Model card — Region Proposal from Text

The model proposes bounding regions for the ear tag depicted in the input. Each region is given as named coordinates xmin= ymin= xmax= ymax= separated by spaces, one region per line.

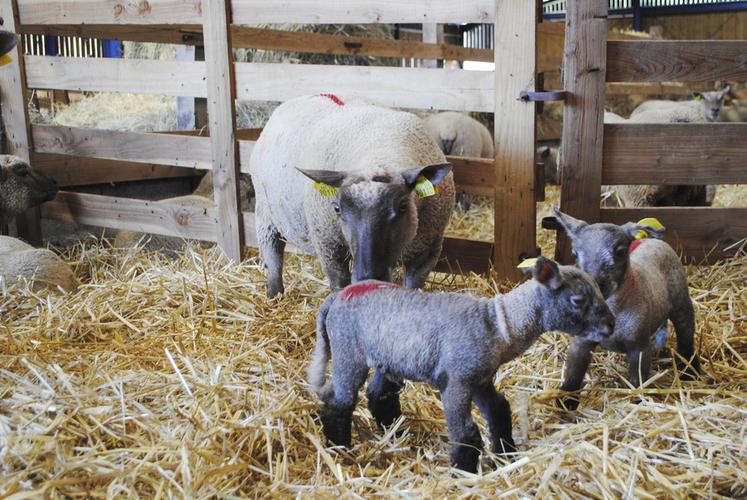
xmin=414 ymin=175 xmax=436 ymax=199
xmin=695 ymin=94 xmax=702 ymax=102
xmin=517 ymin=258 xmax=538 ymax=269
xmin=313 ymin=182 xmax=339 ymax=197
xmin=635 ymin=217 xmax=665 ymax=240
xmin=0 ymin=54 xmax=12 ymax=67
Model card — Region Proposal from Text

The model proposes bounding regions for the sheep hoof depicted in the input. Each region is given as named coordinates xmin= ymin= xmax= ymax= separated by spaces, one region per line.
xmin=451 ymin=445 xmax=480 ymax=474
xmin=368 ymin=391 xmax=402 ymax=429
xmin=557 ymin=395 xmax=580 ymax=411
xmin=494 ymin=437 xmax=517 ymax=458
xmin=677 ymin=354 xmax=701 ymax=381
xmin=320 ymin=404 xmax=353 ymax=448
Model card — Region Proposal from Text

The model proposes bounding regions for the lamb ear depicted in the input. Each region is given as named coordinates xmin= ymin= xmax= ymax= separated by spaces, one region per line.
xmin=532 ymin=256 xmax=562 ymax=290
xmin=296 ymin=168 xmax=347 ymax=188
xmin=552 ymin=206 xmax=587 ymax=237
xmin=719 ymin=85 xmax=731 ymax=98
xmin=621 ymin=222 xmax=665 ymax=240
xmin=692 ymin=91 xmax=704 ymax=100
xmin=402 ymin=163 xmax=452 ymax=189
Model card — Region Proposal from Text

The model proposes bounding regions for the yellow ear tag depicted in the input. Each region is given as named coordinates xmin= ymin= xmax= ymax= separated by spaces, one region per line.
xmin=0 ymin=54 xmax=12 ymax=67
xmin=414 ymin=175 xmax=436 ymax=199
xmin=312 ymin=182 xmax=338 ymax=197
xmin=695 ymin=94 xmax=702 ymax=102
xmin=635 ymin=217 xmax=665 ymax=240
xmin=517 ymin=258 xmax=538 ymax=269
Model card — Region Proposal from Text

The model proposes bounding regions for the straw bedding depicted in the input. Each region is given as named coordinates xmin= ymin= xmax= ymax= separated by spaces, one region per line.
xmin=1 ymin=188 xmax=746 ymax=497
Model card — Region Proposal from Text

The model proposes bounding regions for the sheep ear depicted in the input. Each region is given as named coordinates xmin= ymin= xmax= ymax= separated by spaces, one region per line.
xmin=552 ymin=206 xmax=587 ymax=237
xmin=622 ymin=221 xmax=665 ymax=240
xmin=719 ymin=85 xmax=731 ymax=98
xmin=402 ymin=163 xmax=452 ymax=189
xmin=539 ymin=147 xmax=550 ymax=159
xmin=692 ymin=91 xmax=704 ymax=100
xmin=532 ymin=256 xmax=562 ymax=290
xmin=296 ymin=168 xmax=347 ymax=188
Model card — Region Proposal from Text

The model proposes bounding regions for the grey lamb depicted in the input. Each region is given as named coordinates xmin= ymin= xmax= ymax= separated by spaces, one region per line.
xmin=0 ymin=155 xmax=58 ymax=224
xmin=307 ymin=257 xmax=615 ymax=473
xmin=553 ymin=208 xmax=700 ymax=410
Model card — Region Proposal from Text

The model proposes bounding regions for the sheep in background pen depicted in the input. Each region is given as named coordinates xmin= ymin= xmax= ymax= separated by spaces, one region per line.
xmin=0 ymin=155 xmax=58 ymax=226
xmin=629 ymin=86 xmax=730 ymax=123
xmin=193 ymin=171 xmax=255 ymax=212
xmin=0 ymin=235 xmax=77 ymax=292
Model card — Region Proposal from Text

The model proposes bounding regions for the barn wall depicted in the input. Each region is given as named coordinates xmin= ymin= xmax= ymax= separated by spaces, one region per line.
xmin=609 ymin=11 xmax=747 ymax=40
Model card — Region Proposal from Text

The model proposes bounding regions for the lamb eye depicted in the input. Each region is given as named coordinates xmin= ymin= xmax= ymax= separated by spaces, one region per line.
xmin=570 ymin=295 xmax=586 ymax=309
xmin=398 ymin=202 xmax=408 ymax=214
xmin=332 ymin=203 xmax=341 ymax=214
xmin=15 ymin=168 xmax=28 ymax=177
xmin=614 ymin=246 xmax=627 ymax=259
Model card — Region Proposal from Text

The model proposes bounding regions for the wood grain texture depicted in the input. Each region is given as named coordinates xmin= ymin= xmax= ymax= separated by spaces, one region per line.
xmin=448 ymin=156 xmax=495 ymax=197
xmin=492 ymin=0 xmax=537 ymax=281
xmin=203 ymin=0 xmax=243 ymax=262
xmin=603 ymin=123 xmax=747 ymax=185
xmin=556 ymin=0 xmax=608 ymax=264
xmin=24 ymin=56 xmax=207 ymax=97
xmin=231 ymin=0 xmax=494 ymax=24
xmin=234 ymin=62 xmax=493 ymax=112
xmin=434 ymin=237 xmax=493 ymax=275
xmin=607 ymin=40 xmax=747 ymax=83
xmin=17 ymin=0 xmax=202 ymax=24
xmin=31 ymin=153 xmax=201 ymax=187
xmin=600 ymin=207 xmax=747 ymax=262
xmin=21 ymin=23 xmax=203 ymax=45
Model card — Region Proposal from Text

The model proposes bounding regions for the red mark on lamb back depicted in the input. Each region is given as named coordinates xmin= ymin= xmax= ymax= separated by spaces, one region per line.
xmin=318 ymin=93 xmax=345 ymax=106
xmin=629 ymin=239 xmax=644 ymax=254
xmin=339 ymin=282 xmax=402 ymax=301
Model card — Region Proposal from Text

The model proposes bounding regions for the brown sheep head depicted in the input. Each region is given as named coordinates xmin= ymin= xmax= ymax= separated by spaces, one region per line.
xmin=0 ymin=156 xmax=58 ymax=224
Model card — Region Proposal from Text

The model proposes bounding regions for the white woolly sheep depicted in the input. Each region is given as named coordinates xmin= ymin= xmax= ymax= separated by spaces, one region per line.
xmin=308 ymin=257 xmax=615 ymax=472
xmin=629 ymin=86 xmax=730 ymax=123
xmin=553 ymin=209 xmax=700 ymax=410
xmin=0 ymin=235 xmax=77 ymax=292
xmin=0 ymin=155 xmax=58 ymax=225
xmin=250 ymin=94 xmax=455 ymax=298
xmin=193 ymin=171 xmax=255 ymax=212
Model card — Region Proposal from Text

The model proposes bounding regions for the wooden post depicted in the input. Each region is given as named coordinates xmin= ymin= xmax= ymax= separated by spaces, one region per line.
xmin=493 ymin=0 xmax=538 ymax=281
xmin=203 ymin=0 xmax=242 ymax=262
xmin=555 ymin=0 xmax=608 ymax=263
xmin=176 ymin=45 xmax=197 ymax=130
xmin=0 ymin=0 xmax=42 ymax=244
xmin=421 ymin=23 xmax=443 ymax=68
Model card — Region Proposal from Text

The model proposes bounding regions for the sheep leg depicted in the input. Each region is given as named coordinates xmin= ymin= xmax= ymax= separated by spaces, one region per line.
xmin=670 ymin=297 xmax=700 ymax=380
xmin=441 ymin=383 xmax=482 ymax=473
xmin=319 ymin=361 xmax=368 ymax=448
xmin=256 ymin=204 xmax=286 ymax=298
xmin=366 ymin=369 xmax=404 ymax=429
xmin=404 ymin=236 xmax=443 ymax=289
xmin=626 ymin=346 xmax=652 ymax=388
xmin=473 ymin=384 xmax=515 ymax=459
xmin=558 ymin=338 xmax=597 ymax=410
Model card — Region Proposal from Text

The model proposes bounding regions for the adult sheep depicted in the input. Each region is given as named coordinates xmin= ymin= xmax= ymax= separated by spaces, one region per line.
xmin=250 ymin=94 xmax=455 ymax=298
xmin=629 ymin=86 xmax=730 ymax=123
xmin=0 ymin=155 xmax=58 ymax=225
xmin=0 ymin=235 xmax=77 ymax=292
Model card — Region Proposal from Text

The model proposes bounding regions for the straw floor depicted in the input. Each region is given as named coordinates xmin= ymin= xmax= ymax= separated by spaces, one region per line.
xmin=1 ymin=188 xmax=746 ymax=497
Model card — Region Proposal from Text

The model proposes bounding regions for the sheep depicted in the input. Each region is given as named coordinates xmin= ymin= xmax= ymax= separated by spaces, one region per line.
xmin=250 ymin=94 xmax=455 ymax=298
xmin=552 ymin=209 xmax=700 ymax=410
xmin=629 ymin=86 xmax=730 ymax=123
xmin=193 ymin=171 xmax=255 ymax=212
xmin=537 ymin=146 xmax=560 ymax=185
xmin=603 ymin=111 xmax=627 ymax=123
xmin=307 ymin=257 xmax=615 ymax=472
xmin=423 ymin=112 xmax=494 ymax=211
xmin=717 ymin=100 xmax=747 ymax=122
xmin=0 ymin=155 xmax=58 ymax=225
xmin=0 ymin=235 xmax=77 ymax=292
xmin=113 ymin=194 xmax=214 ymax=256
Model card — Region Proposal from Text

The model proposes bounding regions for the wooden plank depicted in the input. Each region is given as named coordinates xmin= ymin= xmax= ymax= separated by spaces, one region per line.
xmin=40 ymin=191 xmax=218 ymax=240
xmin=435 ymin=237 xmax=494 ymax=275
xmin=235 ymin=62 xmax=493 ymax=113
xmin=448 ymin=156 xmax=494 ymax=197
xmin=203 ymin=0 xmax=242 ymax=262
xmin=556 ymin=0 xmax=608 ymax=264
xmin=492 ymin=0 xmax=537 ymax=281
xmin=157 ymin=128 xmax=262 ymax=141
xmin=603 ymin=123 xmax=747 ymax=185
xmin=31 ymin=152 xmax=201 ymax=187
xmin=231 ymin=0 xmax=495 ymax=24
xmin=0 ymin=0 xmax=41 ymax=243
xmin=21 ymin=24 xmax=203 ymax=45
xmin=24 ymin=56 xmax=207 ymax=97
xmin=17 ymin=0 xmax=202 ymax=24
xmin=607 ymin=41 xmax=747 ymax=83
xmin=600 ymin=207 xmax=747 ymax=262
xmin=606 ymin=82 xmax=708 ymax=96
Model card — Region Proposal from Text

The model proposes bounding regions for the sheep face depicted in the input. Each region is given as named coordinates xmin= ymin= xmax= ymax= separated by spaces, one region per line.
xmin=299 ymin=163 xmax=452 ymax=283
xmin=530 ymin=257 xmax=615 ymax=343
xmin=553 ymin=208 xmax=664 ymax=298
xmin=693 ymin=86 xmax=730 ymax=122
xmin=0 ymin=158 xmax=58 ymax=221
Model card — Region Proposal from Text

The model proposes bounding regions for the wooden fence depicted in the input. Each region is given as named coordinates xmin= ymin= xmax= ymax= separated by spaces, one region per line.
xmin=0 ymin=0 xmax=542 ymax=281
xmin=557 ymin=0 xmax=747 ymax=262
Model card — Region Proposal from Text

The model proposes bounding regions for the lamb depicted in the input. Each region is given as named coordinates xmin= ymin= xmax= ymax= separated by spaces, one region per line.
xmin=537 ymin=146 xmax=560 ymax=184
xmin=113 ymin=194 xmax=214 ymax=256
xmin=250 ymin=94 xmax=455 ymax=298
xmin=553 ymin=209 xmax=700 ymax=410
xmin=717 ymin=100 xmax=747 ymax=122
xmin=629 ymin=86 xmax=730 ymax=123
xmin=0 ymin=235 xmax=77 ymax=292
xmin=423 ymin=112 xmax=494 ymax=210
xmin=0 ymin=155 xmax=58 ymax=224
xmin=307 ymin=257 xmax=615 ymax=472
xmin=193 ymin=171 xmax=255 ymax=212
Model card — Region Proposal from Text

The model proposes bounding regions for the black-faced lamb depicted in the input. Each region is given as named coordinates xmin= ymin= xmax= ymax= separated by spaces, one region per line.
xmin=553 ymin=209 xmax=700 ymax=410
xmin=0 ymin=235 xmax=77 ymax=292
xmin=0 ymin=155 xmax=58 ymax=225
xmin=307 ymin=257 xmax=615 ymax=472
xmin=250 ymin=94 xmax=455 ymax=298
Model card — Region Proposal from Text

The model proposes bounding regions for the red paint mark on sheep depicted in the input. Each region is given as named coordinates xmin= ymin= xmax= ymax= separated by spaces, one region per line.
xmin=319 ymin=93 xmax=345 ymax=106
xmin=339 ymin=282 xmax=401 ymax=301
xmin=629 ymin=239 xmax=644 ymax=254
